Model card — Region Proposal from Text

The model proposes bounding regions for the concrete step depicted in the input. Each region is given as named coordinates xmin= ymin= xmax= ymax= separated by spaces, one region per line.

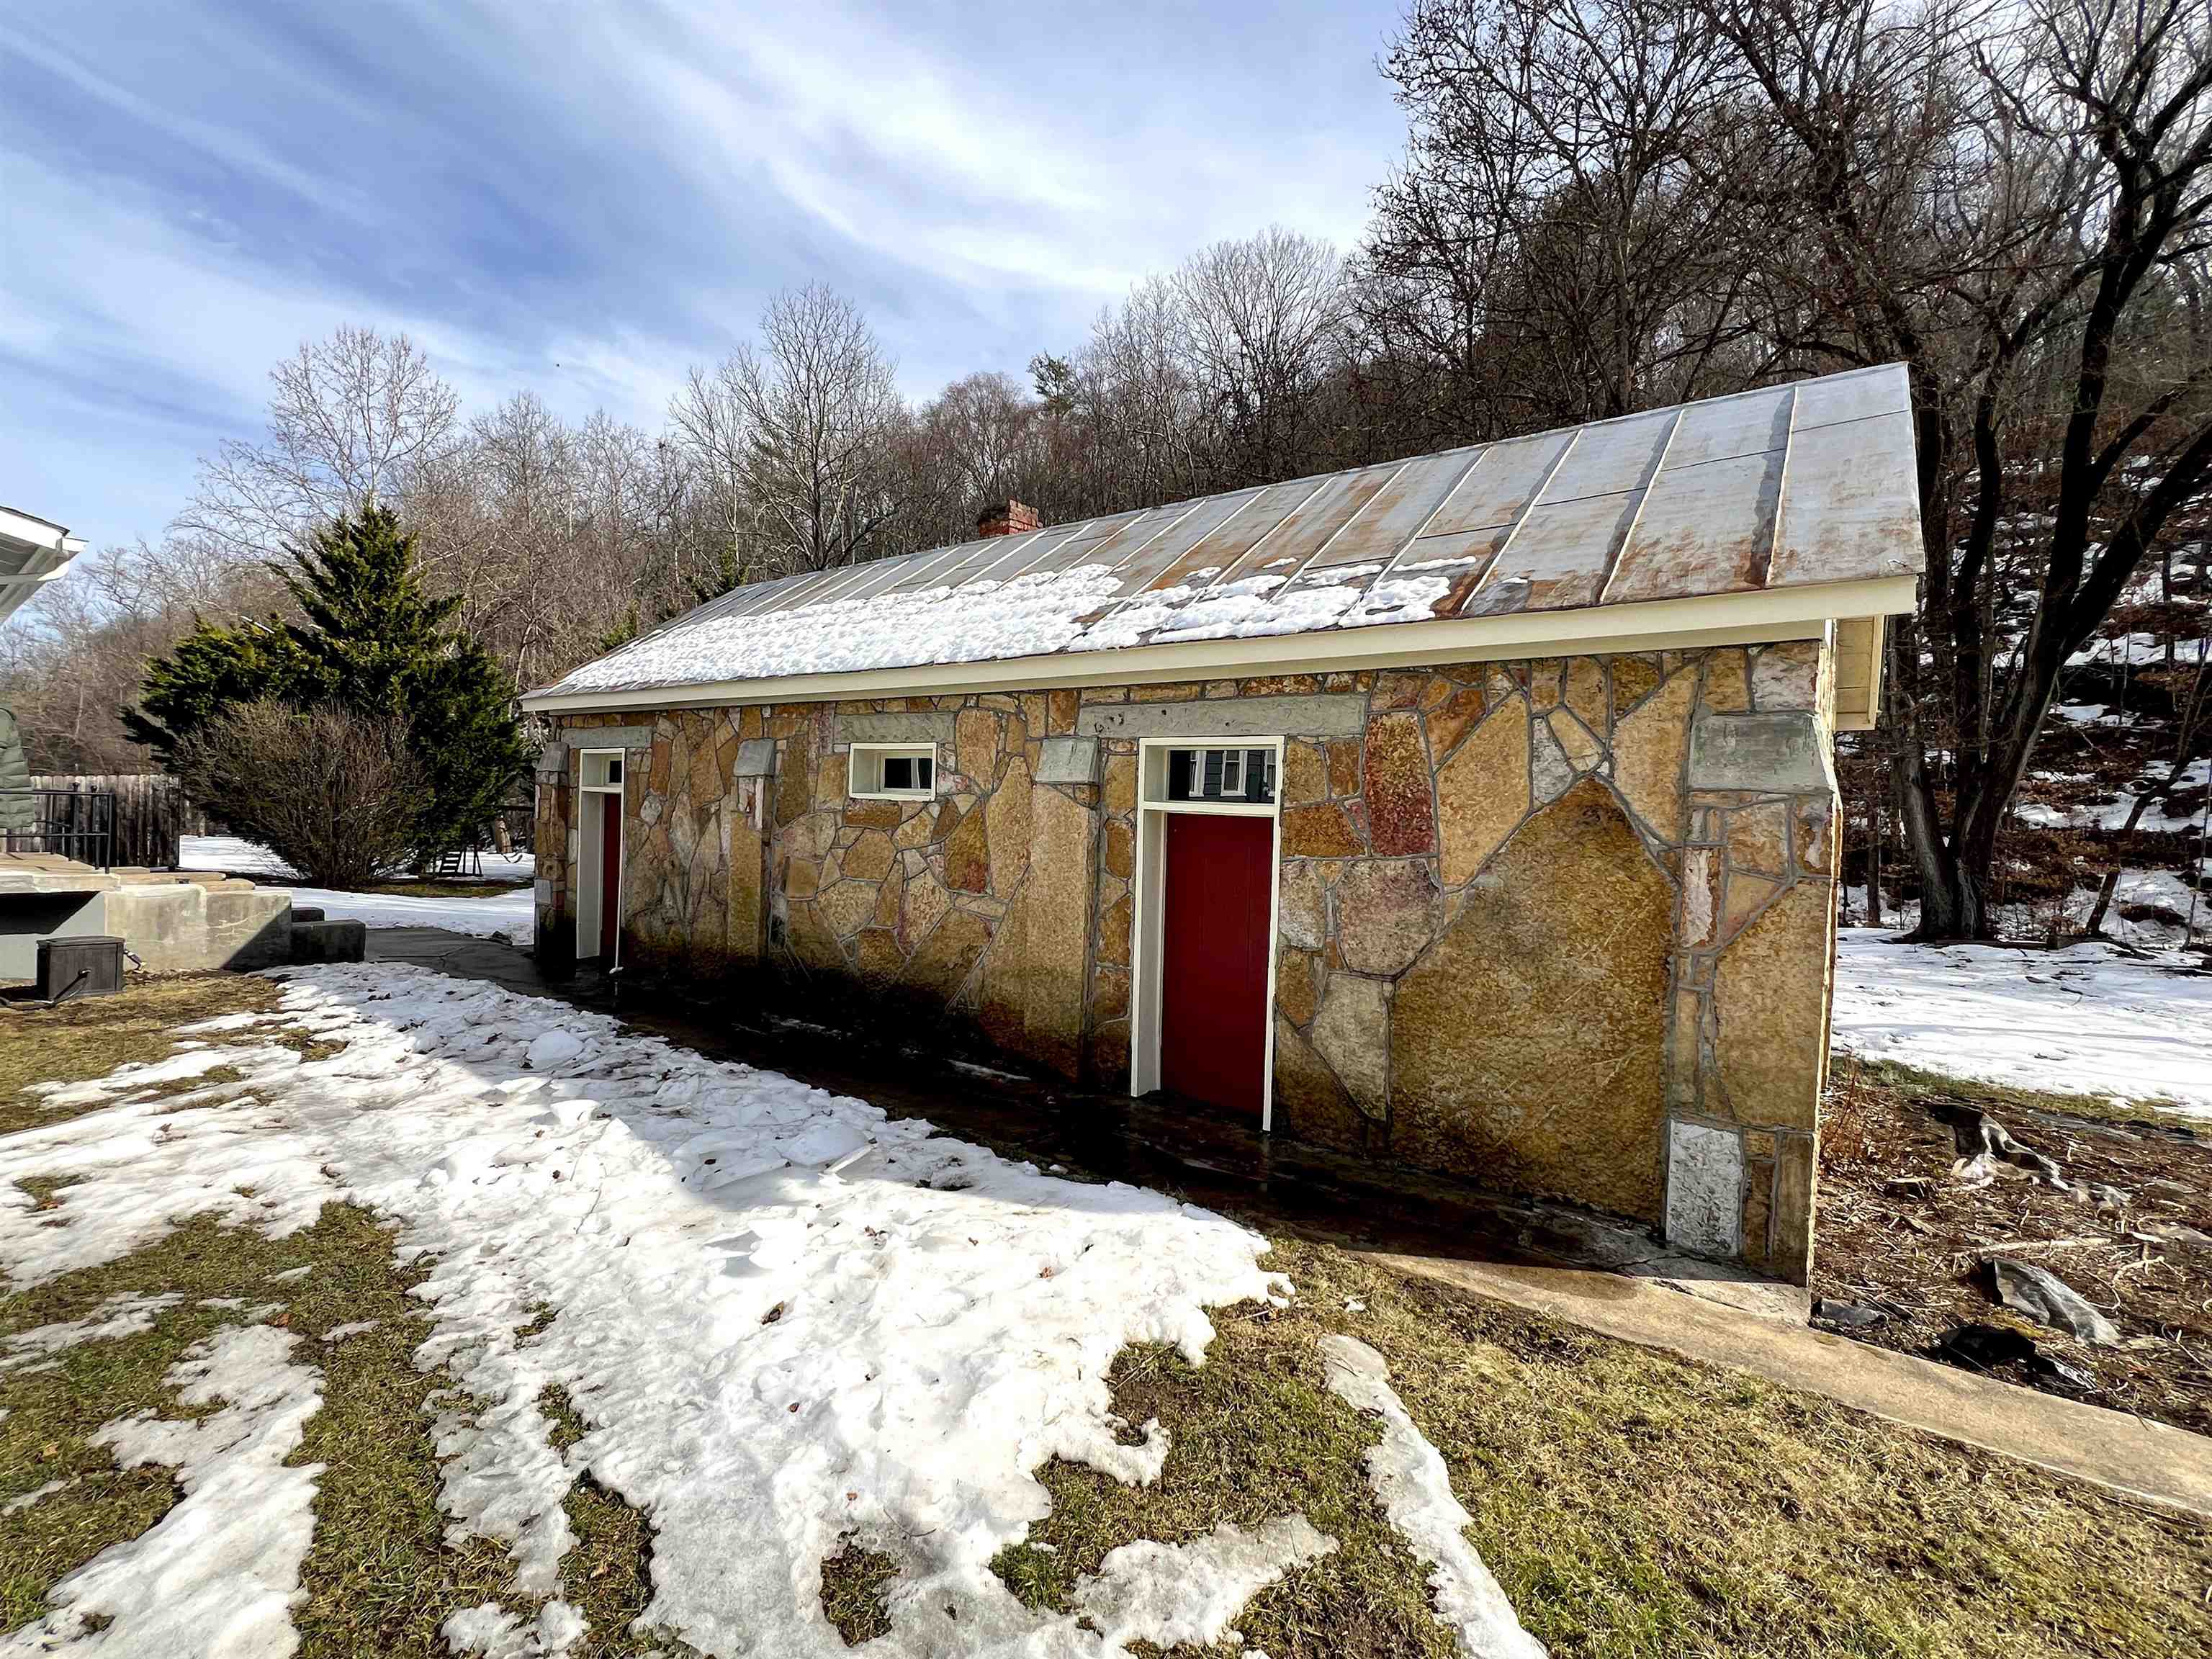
xmin=289 ymin=918 xmax=366 ymax=965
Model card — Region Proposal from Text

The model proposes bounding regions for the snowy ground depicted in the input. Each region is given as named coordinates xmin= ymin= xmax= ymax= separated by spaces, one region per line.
xmin=1832 ymin=928 xmax=2212 ymax=1116
xmin=180 ymin=835 xmax=537 ymax=944
xmin=0 ymin=965 xmax=1537 ymax=1658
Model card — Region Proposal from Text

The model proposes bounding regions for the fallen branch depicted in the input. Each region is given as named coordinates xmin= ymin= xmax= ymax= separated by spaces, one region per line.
xmin=1966 ymin=1236 xmax=2116 ymax=1258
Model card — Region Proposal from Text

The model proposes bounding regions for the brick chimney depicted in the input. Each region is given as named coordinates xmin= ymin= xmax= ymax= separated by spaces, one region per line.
xmin=977 ymin=499 xmax=1040 ymax=539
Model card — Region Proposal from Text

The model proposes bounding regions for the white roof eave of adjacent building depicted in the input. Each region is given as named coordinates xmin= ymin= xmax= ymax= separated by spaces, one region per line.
xmin=0 ymin=506 xmax=87 ymax=629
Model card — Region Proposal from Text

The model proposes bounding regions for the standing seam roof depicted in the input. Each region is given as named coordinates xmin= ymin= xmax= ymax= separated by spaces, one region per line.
xmin=536 ymin=363 xmax=1922 ymax=699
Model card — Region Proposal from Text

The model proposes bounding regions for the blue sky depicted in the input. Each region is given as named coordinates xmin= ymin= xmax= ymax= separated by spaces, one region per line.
xmin=1 ymin=1 xmax=1407 ymax=549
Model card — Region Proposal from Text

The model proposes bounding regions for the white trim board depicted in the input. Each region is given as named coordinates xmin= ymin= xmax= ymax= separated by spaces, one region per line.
xmin=1129 ymin=736 xmax=1285 ymax=1131
xmin=521 ymin=575 xmax=1917 ymax=714
xmin=573 ymin=748 xmax=626 ymax=970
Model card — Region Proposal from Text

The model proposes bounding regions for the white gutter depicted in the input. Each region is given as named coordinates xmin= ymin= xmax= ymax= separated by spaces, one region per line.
xmin=0 ymin=508 xmax=86 ymax=629
xmin=522 ymin=574 xmax=1920 ymax=716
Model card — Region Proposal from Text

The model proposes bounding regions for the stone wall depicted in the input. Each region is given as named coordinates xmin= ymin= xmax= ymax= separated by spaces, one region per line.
xmin=534 ymin=638 xmax=1839 ymax=1282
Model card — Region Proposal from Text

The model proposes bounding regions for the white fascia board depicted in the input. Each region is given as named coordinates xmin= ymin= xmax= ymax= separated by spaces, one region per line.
xmin=0 ymin=506 xmax=76 ymax=552
xmin=522 ymin=574 xmax=1920 ymax=715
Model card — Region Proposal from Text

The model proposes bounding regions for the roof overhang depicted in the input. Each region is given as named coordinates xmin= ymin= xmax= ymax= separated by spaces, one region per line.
xmin=0 ymin=506 xmax=87 ymax=629
xmin=523 ymin=572 xmax=1917 ymax=716
xmin=1832 ymin=615 xmax=1887 ymax=732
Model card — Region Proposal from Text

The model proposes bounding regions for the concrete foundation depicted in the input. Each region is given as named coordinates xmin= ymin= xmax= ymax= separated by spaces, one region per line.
xmin=1 ymin=856 xmax=293 ymax=979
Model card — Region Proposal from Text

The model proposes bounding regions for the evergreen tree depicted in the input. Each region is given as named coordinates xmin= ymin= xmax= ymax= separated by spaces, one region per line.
xmin=128 ymin=508 xmax=528 ymax=865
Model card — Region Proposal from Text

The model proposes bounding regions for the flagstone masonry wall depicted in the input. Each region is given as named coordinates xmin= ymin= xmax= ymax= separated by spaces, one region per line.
xmin=535 ymin=638 xmax=1840 ymax=1282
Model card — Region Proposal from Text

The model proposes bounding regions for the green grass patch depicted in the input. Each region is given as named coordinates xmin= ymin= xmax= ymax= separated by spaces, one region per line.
xmin=992 ymin=1238 xmax=2212 ymax=1658
xmin=0 ymin=1205 xmax=688 ymax=1657
xmin=819 ymin=1539 xmax=899 ymax=1646
xmin=994 ymin=1322 xmax=1455 ymax=1658
xmin=536 ymin=1385 xmax=683 ymax=1658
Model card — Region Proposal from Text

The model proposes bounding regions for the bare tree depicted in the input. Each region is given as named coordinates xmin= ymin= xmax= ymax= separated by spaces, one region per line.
xmin=674 ymin=284 xmax=907 ymax=575
xmin=1709 ymin=0 xmax=2212 ymax=937
xmin=177 ymin=325 xmax=462 ymax=558
xmin=1068 ymin=277 xmax=1212 ymax=508
xmin=0 ymin=536 xmax=285 ymax=773
xmin=1173 ymin=226 xmax=1351 ymax=482
xmin=1367 ymin=0 xmax=1772 ymax=437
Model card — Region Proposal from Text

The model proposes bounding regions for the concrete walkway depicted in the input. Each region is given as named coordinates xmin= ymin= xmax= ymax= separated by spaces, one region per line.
xmin=366 ymin=925 xmax=2212 ymax=1519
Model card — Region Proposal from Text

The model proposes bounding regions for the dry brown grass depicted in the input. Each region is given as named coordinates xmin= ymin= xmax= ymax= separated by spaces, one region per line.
xmin=0 ymin=976 xmax=282 ymax=1136
xmin=0 ymin=975 xmax=347 ymax=1138
xmin=1819 ymin=1056 xmax=2212 ymax=1433
xmin=993 ymin=1238 xmax=2212 ymax=1658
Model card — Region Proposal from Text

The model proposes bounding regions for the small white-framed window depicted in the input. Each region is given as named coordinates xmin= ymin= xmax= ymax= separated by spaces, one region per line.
xmin=580 ymin=751 xmax=624 ymax=790
xmin=850 ymin=744 xmax=938 ymax=801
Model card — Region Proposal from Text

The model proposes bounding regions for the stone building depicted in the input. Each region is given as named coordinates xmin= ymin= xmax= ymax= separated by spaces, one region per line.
xmin=522 ymin=365 xmax=1923 ymax=1284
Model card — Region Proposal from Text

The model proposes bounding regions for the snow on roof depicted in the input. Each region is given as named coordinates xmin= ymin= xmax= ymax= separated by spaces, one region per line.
xmin=535 ymin=363 xmax=1922 ymax=701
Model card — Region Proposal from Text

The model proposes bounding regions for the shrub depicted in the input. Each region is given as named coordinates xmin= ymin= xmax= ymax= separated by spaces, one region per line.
xmin=171 ymin=700 xmax=418 ymax=889
xmin=127 ymin=507 xmax=528 ymax=863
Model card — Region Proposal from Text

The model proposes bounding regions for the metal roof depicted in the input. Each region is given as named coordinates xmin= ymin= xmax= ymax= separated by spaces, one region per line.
xmin=534 ymin=363 xmax=1921 ymax=701
xmin=0 ymin=507 xmax=86 ymax=629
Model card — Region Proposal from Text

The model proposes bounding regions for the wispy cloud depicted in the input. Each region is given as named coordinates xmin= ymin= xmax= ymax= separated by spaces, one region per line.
xmin=0 ymin=0 xmax=1403 ymax=546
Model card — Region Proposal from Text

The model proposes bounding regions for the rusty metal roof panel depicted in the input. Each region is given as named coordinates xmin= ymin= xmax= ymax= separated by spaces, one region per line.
xmin=1004 ymin=511 xmax=1146 ymax=581
xmin=1473 ymin=490 xmax=1645 ymax=613
xmin=1122 ymin=480 xmax=1317 ymax=596
xmin=1771 ymin=408 xmax=1923 ymax=587
xmin=1536 ymin=410 xmax=1676 ymax=503
xmin=1218 ymin=463 xmax=1401 ymax=581
xmin=1058 ymin=504 xmax=1187 ymax=576
xmin=531 ymin=364 xmax=1925 ymax=700
xmin=1609 ymin=447 xmax=1786 ymax=603
xmin=1420 ymin=431 xmax=1573 ymax=539
xmin=1793 ymin=362 xmax=1910 ymax=431
xmin=1664 ymin=385 xmax=1795 ymax=469
xmin=827 ymin=547 xmax=932 ymax=606
xmin=747 ymin=567 xmax=850 ymax=615
xmin=1350 ymin=526 xmax=1513 ymax=625
xmin=881 ymin=536 xmax=1004 ymax=595
xmin=1303 ymin=449 xmax=1482 ymax=572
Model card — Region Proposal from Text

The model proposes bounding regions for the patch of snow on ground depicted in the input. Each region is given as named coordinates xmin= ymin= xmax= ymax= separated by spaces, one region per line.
xmin=1069 ymin=1518 xmax=1337 ymax=1652
xmin=10 ymin=1323 xmax=323 ymax=1658
xmin=275 ymin=882 xmax=537 ymax=945
xmin=1318 ymin=1335 xmax=1546 ymax=1659
xmin=0 ymin=964 xmax=1293 ymax=1655
xmin=3 ymin=1478 xmax=77 ymax=1515
xmin=1832 ymin=930 xmax=2212 ymax=1115
xmin=2071 ymin=631 xmax=2210 ymax=666
xmin=179 ymin=835 xmax=538 ymax=944
xmin=0 ymin=1293 xmax=182 ymax=1374
xmin=441 ymin=1597 xmax=585 ymax=1659
xmin=2013 ymin=756 xmax=2211 ymax=836
xmin=182 ymin=835 xmax=536 ymax=885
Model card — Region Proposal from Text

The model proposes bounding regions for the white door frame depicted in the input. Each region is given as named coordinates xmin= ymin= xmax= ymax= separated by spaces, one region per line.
xmin=1128 ymin=736 xmax=1285 ymax=1130
xmin=574 ymin=749 xmax=626 ymax=968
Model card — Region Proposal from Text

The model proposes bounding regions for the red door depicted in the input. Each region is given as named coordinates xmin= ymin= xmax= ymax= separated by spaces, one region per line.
xmin=598 ymin=793 xmax=622 ymax=960
xmin=1159 ymin=813 xmax=1273 ymax=1117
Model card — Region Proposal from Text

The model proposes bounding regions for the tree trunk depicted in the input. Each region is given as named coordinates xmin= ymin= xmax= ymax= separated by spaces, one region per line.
xmin=1865 ymin=765 xmax=1884 ymax=930
xmin=2087 ymin=656 xmax=2211 ymax=938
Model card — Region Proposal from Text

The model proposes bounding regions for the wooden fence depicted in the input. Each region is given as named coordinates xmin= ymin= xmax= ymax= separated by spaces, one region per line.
xmin=30 ymin=775 xmax=187 ymax=868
